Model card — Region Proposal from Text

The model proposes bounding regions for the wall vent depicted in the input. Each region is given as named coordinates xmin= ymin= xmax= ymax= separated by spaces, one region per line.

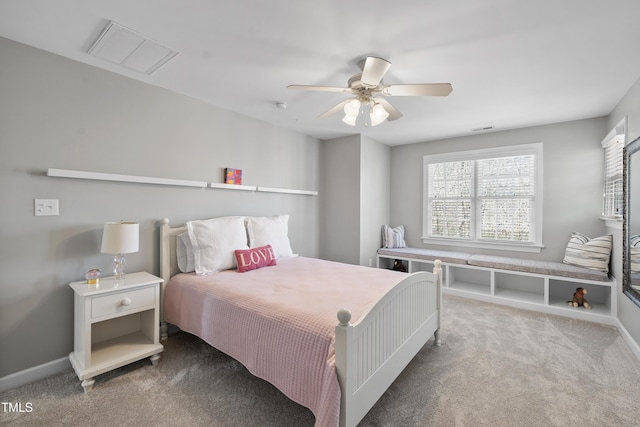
xmin=88 ymin=21 xmax=178 ymax=75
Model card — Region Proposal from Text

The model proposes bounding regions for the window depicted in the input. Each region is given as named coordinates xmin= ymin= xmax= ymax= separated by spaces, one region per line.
xmin=423 ymin=143 xmax=543 ymax=252
xmin=602 ymin=128 xmax=624 ymax=219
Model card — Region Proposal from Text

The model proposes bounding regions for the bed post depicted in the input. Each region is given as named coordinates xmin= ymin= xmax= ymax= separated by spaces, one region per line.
xmin=335 ymin=309 xmax=354 ymax=427
xmin=433 ymin=259 xmax=442 ymax=346
xmin=159 ymin=218 xmax=171 ymax=340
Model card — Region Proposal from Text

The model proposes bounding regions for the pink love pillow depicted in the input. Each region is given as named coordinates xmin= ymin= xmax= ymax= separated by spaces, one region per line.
xmin=234 ymin=245 xmax=277 ymax=272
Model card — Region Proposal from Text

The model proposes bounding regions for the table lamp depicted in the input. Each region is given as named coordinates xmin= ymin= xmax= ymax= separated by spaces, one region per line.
xmin=101 ymin=221 xmax=139 ymax=281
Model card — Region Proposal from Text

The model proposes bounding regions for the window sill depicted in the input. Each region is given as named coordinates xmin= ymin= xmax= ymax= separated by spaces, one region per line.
xmin=421 ymin=237 xmax=543 ymax=253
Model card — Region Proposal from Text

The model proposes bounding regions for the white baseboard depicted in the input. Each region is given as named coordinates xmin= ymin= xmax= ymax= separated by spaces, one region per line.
xmin=0 ymin=356 xmax=70 ymax=393
xmin=616 ymin=319 xmax=640 ymax=361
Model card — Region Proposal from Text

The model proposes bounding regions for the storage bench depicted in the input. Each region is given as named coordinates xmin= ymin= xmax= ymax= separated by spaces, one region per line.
xmin=377 ymin=247 xmax=616 ymax=324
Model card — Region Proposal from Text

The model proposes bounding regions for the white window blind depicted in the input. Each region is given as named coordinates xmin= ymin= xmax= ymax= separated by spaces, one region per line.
xmin=424 ymin=143 xmax=542 ymax=250
xmin=477 ymin=155 xmax=535 ymax=242
xmin=428 ymin=161 xmax=473 ymax=238
xmin=602 ymin=135 xmax=623 ymax=218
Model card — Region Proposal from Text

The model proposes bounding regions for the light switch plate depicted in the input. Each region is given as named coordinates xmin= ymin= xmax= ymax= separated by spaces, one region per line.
xmin=34 ymin=199 xmax=59 ymax=216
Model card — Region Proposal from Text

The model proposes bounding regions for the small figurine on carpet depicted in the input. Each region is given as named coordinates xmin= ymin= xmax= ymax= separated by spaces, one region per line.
xmin=568 ymin=287 xmax=591 ymax=309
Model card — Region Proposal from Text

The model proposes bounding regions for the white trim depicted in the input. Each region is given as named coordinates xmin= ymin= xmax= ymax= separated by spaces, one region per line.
xmin=615 ymin=318 xmax=640 ymax=362
xmin=47 ymin=168 xmax=207 ymax=188
xmin=0 ymin=356 xmax=70 ymax=393
xmin=601 ymin=117 xmax=626 ymax=217
xmin=420 ymin=236 xmax=544 ymax=253
xmin=602 ymin=217 xmax=623 ymax=230
xmin=601 ymin=117 xmax=627 ymax=148
xmin=422 ymin=142 xmax=543 ymax=163
xmin=423 ymin=142 xmax=544 ymax=251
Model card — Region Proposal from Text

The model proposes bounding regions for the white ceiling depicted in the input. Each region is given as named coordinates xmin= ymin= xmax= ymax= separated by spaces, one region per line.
xmin=2 ymin=0 xmax=640 ymax=146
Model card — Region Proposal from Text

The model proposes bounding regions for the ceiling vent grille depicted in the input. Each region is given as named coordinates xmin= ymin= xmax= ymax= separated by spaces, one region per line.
xmin=88 ymin=21 xmax=178 ymax=75
xmin=471 ymin=126 xmax=494 ymax=132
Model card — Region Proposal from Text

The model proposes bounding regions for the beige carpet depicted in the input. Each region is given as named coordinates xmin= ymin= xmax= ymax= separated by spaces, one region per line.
xmin=2 ymin=295 xmax=640 ymax=427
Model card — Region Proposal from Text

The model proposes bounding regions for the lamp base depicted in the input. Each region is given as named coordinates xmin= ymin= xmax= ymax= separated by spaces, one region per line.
xmin=112 ymin=254 xmax=126 ymax=281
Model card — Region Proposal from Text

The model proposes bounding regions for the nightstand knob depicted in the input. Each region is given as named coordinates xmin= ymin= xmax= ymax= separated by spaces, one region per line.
xmin=121 ymin=297 xmax=132 ymax=306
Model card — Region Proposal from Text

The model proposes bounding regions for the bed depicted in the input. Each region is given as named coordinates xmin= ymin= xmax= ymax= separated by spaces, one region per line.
xmin=158 ymin=217 xmax=442 ymax=427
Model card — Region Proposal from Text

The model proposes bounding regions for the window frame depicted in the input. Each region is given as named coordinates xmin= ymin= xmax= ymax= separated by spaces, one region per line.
xmin=422 ymin=143 xmax=544 ymax=253
xmin=601 ymin=119 xmax=625 ymax=221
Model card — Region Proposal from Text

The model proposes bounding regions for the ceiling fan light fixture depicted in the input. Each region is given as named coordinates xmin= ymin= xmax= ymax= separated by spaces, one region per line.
xmin=343 ymin=99 xmax=361 ymax=118
xmin=342 ymin=114 xmax=357 ymax=126
xmin=370 ymin=102 xmax=389 ymax=126
xmin=288 ymin=55 xmax=452 ymax=127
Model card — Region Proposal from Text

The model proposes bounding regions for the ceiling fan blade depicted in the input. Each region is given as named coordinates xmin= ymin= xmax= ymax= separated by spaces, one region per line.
xmin=384 ymin=83 xmax=453 ymax=97
xmin=318 ymin=99 xmax=350 ymax=119
xmin=376 ymin=98 xmax=403 ymax=121
xmin=287 ymin=84 xmax=349 ymax=93
xmin=360 ymin=57 xmax=392 ymax=88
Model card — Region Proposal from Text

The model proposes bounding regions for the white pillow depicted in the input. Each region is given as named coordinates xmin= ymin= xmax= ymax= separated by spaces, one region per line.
xmin=246 ymin=215 xmax=294 ymax=259
xmin=187 ymin=217 xmax=249 ymax=274
xmin=176 ymin=232 xmax=195 ymax=273
xmin=381 ymin=225 xmax=407 ymax=248
xmin=562 ymin=232 xmax=612 ymax=273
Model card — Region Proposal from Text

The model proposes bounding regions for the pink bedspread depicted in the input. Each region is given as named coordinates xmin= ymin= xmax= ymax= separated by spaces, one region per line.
xmin=163 ymin=256 xmax=407 ymax=427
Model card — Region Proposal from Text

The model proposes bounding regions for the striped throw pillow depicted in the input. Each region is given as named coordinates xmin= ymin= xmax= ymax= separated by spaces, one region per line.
xmin=562 ymin=232 xmax=612 ymax=273
xmin=630 ymin=234 xmax=640 ymax=274
xmin=381 ymin=225 xmax=407 ymax=248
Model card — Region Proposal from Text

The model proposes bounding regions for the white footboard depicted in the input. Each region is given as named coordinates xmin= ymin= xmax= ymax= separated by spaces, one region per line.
xmin=334 ymin=261 xmax=442 ymax=427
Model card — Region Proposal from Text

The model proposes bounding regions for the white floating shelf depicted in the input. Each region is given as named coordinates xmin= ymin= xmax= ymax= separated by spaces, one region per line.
xmin=46 ymin=168 xmax=318 ymax=195
xmin=257 ymin=186 xmax=318 ymax=196
xmin=47 ymin=168 xmax=207 ymax=188
xmin=208 ymin=182 xmax=257 ymax=191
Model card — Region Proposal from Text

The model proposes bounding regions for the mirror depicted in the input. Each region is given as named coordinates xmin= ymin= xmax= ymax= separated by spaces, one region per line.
xmin=623 ymin=135 xmax=640 ymax=306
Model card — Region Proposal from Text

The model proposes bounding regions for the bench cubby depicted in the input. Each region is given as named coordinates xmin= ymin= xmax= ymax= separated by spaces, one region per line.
xmin=448 ymin=264 xmax=491 ymax=296
xmin=494 ymin=272 xmax=545 ymax=305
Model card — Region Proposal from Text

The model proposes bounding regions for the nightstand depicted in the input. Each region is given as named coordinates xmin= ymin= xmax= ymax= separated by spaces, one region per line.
xmin=68 ymin=271 xmax=164 ymax=392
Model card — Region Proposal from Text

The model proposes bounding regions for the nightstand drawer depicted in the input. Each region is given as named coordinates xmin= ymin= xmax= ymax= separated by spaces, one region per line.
xmin=91 ymin=287 xmax=156 ymax=319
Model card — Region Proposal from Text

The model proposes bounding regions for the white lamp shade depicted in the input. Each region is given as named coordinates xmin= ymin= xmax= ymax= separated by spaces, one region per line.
xmin=101 ymin=222 xmax=139 ymax=254
xmin=370 ymin=103 xmax=389 ymax=126
xmin=343 ymin=99 xmax=361 ymax=118
xmin=342 ymin=114 xmax=357 ymax=126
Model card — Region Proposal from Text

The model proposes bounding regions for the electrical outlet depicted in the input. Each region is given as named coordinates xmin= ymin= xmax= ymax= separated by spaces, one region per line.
xmin=34 ymin=199 xmax=59 ymax=216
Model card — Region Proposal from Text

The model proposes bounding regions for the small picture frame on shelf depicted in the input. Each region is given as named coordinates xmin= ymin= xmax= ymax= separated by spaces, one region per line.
xmin=224 ymin=168 xmax=242 ymax=185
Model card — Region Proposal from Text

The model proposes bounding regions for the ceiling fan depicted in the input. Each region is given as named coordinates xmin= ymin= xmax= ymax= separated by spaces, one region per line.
xmin=287 ymin=56 xmax=452 ymax=127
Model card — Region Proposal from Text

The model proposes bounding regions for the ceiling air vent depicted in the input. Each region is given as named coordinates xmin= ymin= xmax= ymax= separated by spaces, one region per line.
xmin=88 ymin=21 xmax=178 ymax=75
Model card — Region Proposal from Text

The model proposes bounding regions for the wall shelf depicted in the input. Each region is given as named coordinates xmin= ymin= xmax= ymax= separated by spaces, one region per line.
xmin=47 ymin=168 xmax=207 ymax=188
xmin=257 ymin=186 xmax=318 ymax=196
xmin=47 ymin=168 xmax=318 ymax=195
xmin=208 ymin=182 xmax=256 ymax=191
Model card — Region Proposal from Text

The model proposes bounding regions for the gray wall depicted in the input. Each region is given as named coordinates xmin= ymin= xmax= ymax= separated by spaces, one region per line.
xmin=608 ymin=75 xmax=640 ymax=348
xmin=0 ymin=38 xmax=321 ymax=378
xmin=319 ymin=135 xmax=361 ymax=264
xmin=359 ymin=136 xmax=391 ymax=266
xmin=319 ymin=134 xmax=390 ymax=266
xmin=390 ymin=117 xmax=608 ymax=262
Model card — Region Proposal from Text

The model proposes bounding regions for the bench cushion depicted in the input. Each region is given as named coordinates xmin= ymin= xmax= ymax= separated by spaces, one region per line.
xmin=377 ymin=247 xmax=471 ymax=265
xmin=467 ymin=254 xmax=609 ymax=282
